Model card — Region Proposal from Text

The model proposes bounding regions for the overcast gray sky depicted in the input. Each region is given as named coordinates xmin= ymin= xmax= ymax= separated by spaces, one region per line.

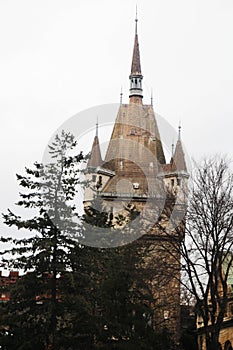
xmin=1 ymin=0 xmax=233 ymax=242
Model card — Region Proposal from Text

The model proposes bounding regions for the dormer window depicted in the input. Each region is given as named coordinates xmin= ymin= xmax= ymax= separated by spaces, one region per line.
xmin=133 ymin=182 xmax=139 ymax=189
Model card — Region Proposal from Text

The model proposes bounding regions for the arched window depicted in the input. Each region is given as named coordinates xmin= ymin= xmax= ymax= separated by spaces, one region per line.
xmin=224 ymin=340 xmax=232 ymax=350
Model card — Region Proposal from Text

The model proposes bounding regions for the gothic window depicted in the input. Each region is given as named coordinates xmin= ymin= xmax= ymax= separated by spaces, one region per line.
xmin=224 ymin=340 xmax=233 ymax=350
xmin=135 ymin=78 xmax=137 ymax=84
xmin=177 ymin=178 xmax=181 ymax=186
xmin=171 ymin=179 xmax=175 ymax=187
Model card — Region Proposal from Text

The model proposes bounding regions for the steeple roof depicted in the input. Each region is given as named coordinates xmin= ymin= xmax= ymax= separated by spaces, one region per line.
xmin=87 ymin=126 xmax=103 ymax=168
xmin=130 ymin=28 xmax=142 ymax=76
xmin=173 ymin=139 xmax=187 ymax=172
xmin=101 ymin=103 xmax=166 ymax=195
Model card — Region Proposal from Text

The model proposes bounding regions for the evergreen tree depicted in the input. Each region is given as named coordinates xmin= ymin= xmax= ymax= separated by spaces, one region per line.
xmin=0 ymin=131 xmax=88 ymax=350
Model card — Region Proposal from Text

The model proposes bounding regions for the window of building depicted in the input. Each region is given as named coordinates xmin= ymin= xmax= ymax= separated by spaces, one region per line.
xmin=96 ymin=175 xmax=102 ymax=189
xmin=130 ymin=128 xmax=136 ymax=135
xmin=224 ymin=340 xmax=233 ymax=350
xmin=133 ymin=182 xmax=139 ymax=189
xmin=230 ymin=303 xmax=233 ymax=315
xmin=177 ymin=178 xmax=181 ymax=186
xmin=171 ymin=179 xmax=175 ymax=187
xmin=92 ymin=174 xmax=96 ymax=182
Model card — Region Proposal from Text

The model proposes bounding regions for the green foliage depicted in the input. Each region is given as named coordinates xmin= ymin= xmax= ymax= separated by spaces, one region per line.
xmin=0 ymin=131 xmax=88 ymax=349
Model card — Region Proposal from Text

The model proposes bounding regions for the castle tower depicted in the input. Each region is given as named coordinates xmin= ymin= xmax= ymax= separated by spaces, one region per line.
xmin=102 ymin=16 xmax=166 ymax=206
xmin=84 ymin=15 xmax=188 ymax=343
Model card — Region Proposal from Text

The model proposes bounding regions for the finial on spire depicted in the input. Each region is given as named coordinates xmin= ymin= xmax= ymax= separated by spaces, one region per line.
xmin=135 ymin=5 xmax=138 ymax=35
xmin=151 ymin=89 xmax=153 ymax=106
xmin=178 ymin=122 xmax=181 ymax=140
xmin=172 ymin=141 xmax=174 ymax=157
xmin=120 ymin=87 xmax=123 ymax=104
xmin=96 ymin=117 xmax=99 ymax=137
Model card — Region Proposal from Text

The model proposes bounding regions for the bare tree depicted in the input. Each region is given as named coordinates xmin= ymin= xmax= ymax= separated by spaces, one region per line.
xmin=177 ymin=156 xmax=233 ymax=350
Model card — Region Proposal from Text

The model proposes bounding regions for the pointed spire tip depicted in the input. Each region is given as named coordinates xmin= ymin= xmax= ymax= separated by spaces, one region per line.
xmin=178 ymin=122 xmax=181 ymax=140
xmin=120 ymin=87 xmax=123 ymax=104
xmin=135 ymin=5 xmax=138 ymax=35
xmin=96 ymin=116 xmax=99 ymax=137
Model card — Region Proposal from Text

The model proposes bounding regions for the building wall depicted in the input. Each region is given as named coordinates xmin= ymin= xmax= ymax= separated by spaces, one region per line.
xmin=0 ymin=271 xmax=20 ymax=302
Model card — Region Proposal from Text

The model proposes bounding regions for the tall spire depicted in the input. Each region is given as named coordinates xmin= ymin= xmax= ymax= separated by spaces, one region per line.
xmin=129 ymin=9 xmax=143 ymax=104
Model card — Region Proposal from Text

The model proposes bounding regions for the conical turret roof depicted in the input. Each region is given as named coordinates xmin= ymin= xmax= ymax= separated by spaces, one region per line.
xmin=173 ymin=139 xmax=187 ymax=172
xmin=87 ymin=134 xmax=103 ymax=168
